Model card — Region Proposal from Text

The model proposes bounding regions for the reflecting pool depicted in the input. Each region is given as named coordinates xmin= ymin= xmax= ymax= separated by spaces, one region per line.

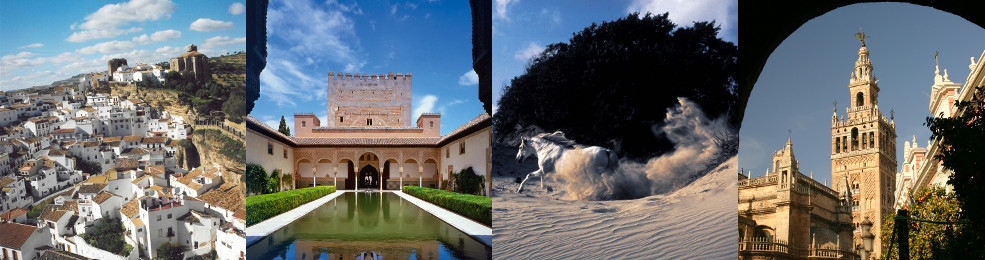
xmin=247 ymin=192 xmax=491 ymax=260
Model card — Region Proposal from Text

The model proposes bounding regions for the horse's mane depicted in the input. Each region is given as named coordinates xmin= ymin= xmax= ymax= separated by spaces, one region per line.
xmin=533 ymin=131 xmax=578 ymax=148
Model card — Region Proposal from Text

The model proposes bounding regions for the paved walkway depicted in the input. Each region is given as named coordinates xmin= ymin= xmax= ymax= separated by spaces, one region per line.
xmin=393 ymin=191 xmax=492 ymax=247
xmin=245 ymin=191 xmax=344 ymax=247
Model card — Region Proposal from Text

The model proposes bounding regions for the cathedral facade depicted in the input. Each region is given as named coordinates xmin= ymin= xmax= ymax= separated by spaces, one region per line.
xmin=829 ymin=40 xmax=897 ymax=254
xmin=738 ymin=138 xmax=857 ymax=260
xmin=246 ymin=72 xmax=492 ymax=196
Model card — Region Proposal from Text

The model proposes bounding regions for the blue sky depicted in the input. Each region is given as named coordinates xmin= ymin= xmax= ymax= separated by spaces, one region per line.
xmin=252 ymin=0 xmax=484 ymax=135
xmin=738 ymin=3 xmax=985 ymax=185
xmin=491 ymin=0 xmax=738 ymax=113
xmin=0 ymin=0 xmax=246 ymax=91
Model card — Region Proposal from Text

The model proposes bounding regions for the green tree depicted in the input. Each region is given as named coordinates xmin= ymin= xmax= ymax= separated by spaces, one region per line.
xmin=246 ymin=164 xmax=268 ymax=195
xmin=281 ymin=172 xmax=294 ymax=191
xmin=277 ymin=115 xmax=291 ymax=136
xmin=222 ymin=88 xmax=246 ymax=123
xmin=880 ymin=187 xmax=962 ymax=259
xmin=74 ymin=157 xmax=102 ymax=175
xmin=82 ymin=218 xmax=134 ymax=256
xmin=154 ymin=242 xmax=188 ymax=260
xmin=26 ymin=200 xmax=49 ymax=220
xmin=267 ymin=172 xmax=280 ymax=194
xmin=925 ymin=85 xmax=985 ymax=258
xmin=494 ymin=12 xmax=738 ymax=160
xmin=452 ymin=167 xmax=485 ymax=195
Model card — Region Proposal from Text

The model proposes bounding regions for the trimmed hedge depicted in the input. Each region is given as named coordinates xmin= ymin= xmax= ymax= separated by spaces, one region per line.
xmin=245 ymin=186 xmax=336 ymax=226
xmin=403 ymin=186 xmax=492 ymax=226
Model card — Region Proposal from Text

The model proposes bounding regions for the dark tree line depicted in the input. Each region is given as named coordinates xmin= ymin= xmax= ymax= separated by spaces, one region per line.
xmin=494 ymin=12 xmax=738 ymax=161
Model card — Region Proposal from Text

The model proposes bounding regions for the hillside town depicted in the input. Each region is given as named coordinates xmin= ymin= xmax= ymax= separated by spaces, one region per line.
xmin=0 ymin=48 xmax=245 ymax=260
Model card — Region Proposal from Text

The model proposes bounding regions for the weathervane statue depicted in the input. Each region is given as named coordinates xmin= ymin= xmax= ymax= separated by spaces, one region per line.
xmin=854 ymin=28 xmax=870 ymax=46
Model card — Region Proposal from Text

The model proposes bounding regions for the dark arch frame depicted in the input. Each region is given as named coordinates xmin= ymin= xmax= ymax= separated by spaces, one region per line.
xmin=738 ymin=1 xmax=985 ymax=126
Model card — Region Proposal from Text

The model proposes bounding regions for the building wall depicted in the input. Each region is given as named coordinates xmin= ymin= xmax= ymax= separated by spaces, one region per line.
xmin=326 ymin=72 xmax=412 ymax=128
xmin=245 ymin=128 xmax=294 ymax=185
xmin=440 ymin=127 xmax=492 ymax=195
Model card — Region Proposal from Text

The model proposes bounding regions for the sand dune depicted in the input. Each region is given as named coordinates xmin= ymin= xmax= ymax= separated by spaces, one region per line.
xmin=492 ymin=154 xmax=737 ymax=259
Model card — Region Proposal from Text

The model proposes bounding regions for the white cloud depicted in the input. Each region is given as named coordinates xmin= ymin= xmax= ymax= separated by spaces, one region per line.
xmin=437 ymin=99 xmax=466 ymax=114
xmin=189 ymin=18 xmax=235 ymax=32
xmin=626 ymin=0 xmax=737 ymax=41
xmin=76 ymin=40 xmax=136 ymax=54
xmin=201 ymin=36 xmax=246 ymax=50
xmin=131 ymin=30 xmax=181 ymax=45
xmin=541 ymin=8 xmax=561 ymax=25
xmin=19 ymin=43 xmax=43 ymax=49
xmin=495 ymin=0 xmax=518 ymax=21
xmin=67 ymin=0 xmax=175 ymax=42
xmin=259 ymin=61 xmax=301 ymax=107
xmin=413 ymin=95 xmax=439 ymax=120
xmin=267 ymin=0 xmax=362 ymax=66
xmin=67 ymin=27 xmax=143 ymax=42
xmin=458 ymin=69 xmax=479 ymax=86
xmin=1 ymin=52 xmax=43 ymax=69
xmin=48 ymin=52 xmax=81 ymax=64
xmin=151 ymin=29 xmax=182 ymax=41
xmin=514 ymin=42 xmax=544 ymax=61
xmin=155 ymin=46 xmax=183 ymax=54
xmin=229 ymin=2 xmax=245 ymax=15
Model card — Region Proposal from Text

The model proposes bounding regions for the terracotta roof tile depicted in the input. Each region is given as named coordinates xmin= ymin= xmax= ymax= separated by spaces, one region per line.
xmin=114 ymin=158 xmax=138 ymax=170
xmin=93 ymin=191 xmax=115 ymax=204
xmin=0 ymin=176 xmax=16 ymax=187
xmin=0 ymin=222 xmax=37 ymax=249
xmin=121 ymin=198 xmax=140 ymax=218
xmin=77 ymin=183 xmax=106 ymax=194
xmin=145 ymin=165 xmax=165 ymax=175
xmin=41 ymin=210 xmax=68 ymax=222
xmin=0 ymin=208 xmax=28 ymax=221
xmin=141 ymin=136 xmax=166 ymax=143
xmin=39 ymin=249 xmax=95 ymax=260
xmin=123 ymin=135 xmax=142 ymax=142
xmin=198 ymin=183 xmax=243 ymax=213
xmin=247 ymin=113 xmax=491 ymax=147
xmin=102 ymin=136 xmax=122 ymax=142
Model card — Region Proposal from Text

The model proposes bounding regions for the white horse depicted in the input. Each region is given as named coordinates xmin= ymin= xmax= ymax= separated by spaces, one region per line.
xmin=515 ymin=131 xmax=619 ymax=193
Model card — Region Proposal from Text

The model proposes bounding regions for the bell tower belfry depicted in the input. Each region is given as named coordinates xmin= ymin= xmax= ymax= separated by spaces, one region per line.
xmin=830 ymin=31 xmax=897 ymax=254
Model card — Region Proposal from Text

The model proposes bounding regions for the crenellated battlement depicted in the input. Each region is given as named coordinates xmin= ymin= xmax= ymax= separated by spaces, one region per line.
xmin=328 ymin=72 xmax=413 ymax=80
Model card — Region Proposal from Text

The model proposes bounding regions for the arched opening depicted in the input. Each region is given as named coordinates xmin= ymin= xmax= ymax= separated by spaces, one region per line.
xmin=739 ymin=1 xmax=985 ymax=125
xmin=314 ymin=159 xmax=332 ymax=187
xmin=356 ymin=152 xmax=381 ymax=190
xmin=856 ymin=92 xmax=864 ymax=107
xmin=754 ymin=226 xmax=775 ymax=240
xmin=358 ymin=165 xmax=379 ymax=189
xmin=344 ymin=160 xmax=356 ymax=190
xmin=296 ymin=159 xmax=311 ymax=191
xmin=851 ymin=127 xmax=859 ymax=151
xmin=423 ymin=158 xmax=439 ymax=188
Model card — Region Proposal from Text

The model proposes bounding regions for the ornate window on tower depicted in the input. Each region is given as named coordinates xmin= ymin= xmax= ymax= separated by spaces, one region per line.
xmin=301 ymin=121 xmax=306 ymax=127
xmin=851 ymin=128 xmax=859 ymax=150
xmin=856 ymin=92 xmax=864 ymax=106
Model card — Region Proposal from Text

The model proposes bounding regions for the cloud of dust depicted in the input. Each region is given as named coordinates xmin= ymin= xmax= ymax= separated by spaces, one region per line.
xmin=551 ymin=97 xmax=733 ymax=200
